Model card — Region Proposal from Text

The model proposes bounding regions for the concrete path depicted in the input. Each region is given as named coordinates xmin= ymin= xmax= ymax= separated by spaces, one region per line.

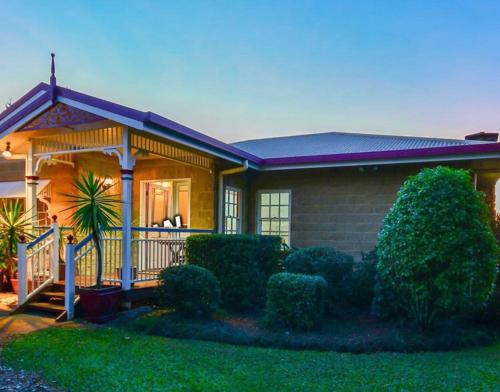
xmin=0 ymin=313 xmax=55 ymax=342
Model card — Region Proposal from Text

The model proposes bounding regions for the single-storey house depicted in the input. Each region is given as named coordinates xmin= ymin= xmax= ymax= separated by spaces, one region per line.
xmin=1 ymin=57 xmax=499 ymax=316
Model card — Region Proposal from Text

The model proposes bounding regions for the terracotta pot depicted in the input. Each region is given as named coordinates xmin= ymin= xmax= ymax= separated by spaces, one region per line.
xmin=10 ymin=278 xmax=18 ymax=294
xmin=79 ymin=286 xmax=123 ymax=323
xmin=11 ymin=279 xmax=35 ymax=294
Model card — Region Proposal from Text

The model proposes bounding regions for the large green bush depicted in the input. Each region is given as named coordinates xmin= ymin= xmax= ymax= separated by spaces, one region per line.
xmin=347 ymin=252 xmax=377 ymax=309
xmin=186 ymin=234 xmax=282 ymax=311
xmin=158 ymin=265 xmax=220 ymax=318
xmin=377 ymin=166 xmax=498 ymax=330
xmin=265 ymin=272 xmax=327 ymax=331
xmin=284 ymin=246 xmax=353 ymax=313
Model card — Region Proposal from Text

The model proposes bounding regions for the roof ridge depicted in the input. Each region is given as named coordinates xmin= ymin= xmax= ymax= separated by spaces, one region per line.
xmin=232 ymin=130 xmax=485 ymax=145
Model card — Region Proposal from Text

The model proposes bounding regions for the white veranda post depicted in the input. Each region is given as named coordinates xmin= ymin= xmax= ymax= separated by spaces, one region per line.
xmin=25 ymin=142 xmax=38 ymax=227
xmin=121 ymin=127 xmax=134 ymax=290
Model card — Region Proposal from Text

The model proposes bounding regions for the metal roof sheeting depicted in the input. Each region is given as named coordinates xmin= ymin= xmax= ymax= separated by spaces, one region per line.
xmin=231 ymin=131 xmax=490 ymax=159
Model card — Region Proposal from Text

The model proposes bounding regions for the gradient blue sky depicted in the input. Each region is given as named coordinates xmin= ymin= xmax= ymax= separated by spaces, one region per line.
xmin=1 ymin=1 xmax=500 ymax=143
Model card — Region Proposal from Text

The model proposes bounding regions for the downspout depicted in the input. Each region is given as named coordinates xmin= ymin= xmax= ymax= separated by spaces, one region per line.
xmin=218 ymin=160 xmax=249 ymax=233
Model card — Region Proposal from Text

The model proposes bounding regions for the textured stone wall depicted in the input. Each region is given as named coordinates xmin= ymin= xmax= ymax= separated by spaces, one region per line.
xmin=133 ymin=159 xmax=215 ymax=230
xmin=35 ymin=154 xmax=215 ymax=229
xmin=243 ymin=161 xmax=499 ymax=260
xmin=0 ymin=160 xmax=25 ymax=181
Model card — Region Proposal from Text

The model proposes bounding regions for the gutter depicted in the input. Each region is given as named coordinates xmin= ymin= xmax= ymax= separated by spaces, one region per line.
xmin=217 ymin=160 xmax=249 ymax=233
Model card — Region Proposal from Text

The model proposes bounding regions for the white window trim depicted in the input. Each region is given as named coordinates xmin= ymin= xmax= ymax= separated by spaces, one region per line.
xmin=139 ymin=178 xmax=191 ymax=228
xmin=224 ymin=186 xmax=243 ymax=234
xmin=256 ymin=189 xmax=292 ymax=245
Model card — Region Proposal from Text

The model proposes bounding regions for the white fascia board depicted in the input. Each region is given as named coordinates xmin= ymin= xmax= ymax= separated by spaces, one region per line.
xmin=0 ymin=91 xmax=47 ymax=127
xmin=261 ymin=152 xmax=500 ymax=171
xmin=56 ymin=97 xmax=144 ymax=130
xmin=58 ymin=97 xmax=258 ymax=168
xmin=142 ymin=123 xmax=259 ymax=168
xmin=0 ymin=101 xmax=53 ymax=139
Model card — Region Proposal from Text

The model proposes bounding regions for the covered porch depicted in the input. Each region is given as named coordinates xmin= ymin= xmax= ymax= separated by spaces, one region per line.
xmin=0 ymin=82 xmax=256 ymax=317
xmin=6 ymin=120 xmax=219 ymax=316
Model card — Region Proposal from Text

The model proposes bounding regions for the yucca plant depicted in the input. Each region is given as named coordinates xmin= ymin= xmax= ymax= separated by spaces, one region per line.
xmin=0 ymin=199 xmax=34 ymax=287
xmin=62 ymin=172 xmax=121 ymax=289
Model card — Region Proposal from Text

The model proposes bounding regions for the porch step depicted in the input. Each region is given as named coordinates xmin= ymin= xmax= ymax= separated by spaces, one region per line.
xmin=26 ymin=301 xmax=65 ymax=314
xmin=51 ymin=282 xmax=66 ymax=292
xmin=23 ymin=282 xmax=67 ymax=318
xmin=39 ymin=291 xmax=65 ymax=304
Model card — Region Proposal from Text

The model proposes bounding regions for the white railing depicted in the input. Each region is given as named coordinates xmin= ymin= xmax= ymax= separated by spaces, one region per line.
xmin=17 ymin=217 xmax=60 ymax=305
xmin=131 ymin=227 xmax=211 ymax=282
xmin=63 ymin=226 xmax=212 ymax=320
xmin=67 ymin=230 xmax=122 ymax=289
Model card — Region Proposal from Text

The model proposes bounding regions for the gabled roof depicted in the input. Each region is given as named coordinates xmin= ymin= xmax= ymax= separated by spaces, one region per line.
xmin=0 ymin=82 xmax=262 ymax=167
xmin=2 ymin=81 xmax=500 ymax=171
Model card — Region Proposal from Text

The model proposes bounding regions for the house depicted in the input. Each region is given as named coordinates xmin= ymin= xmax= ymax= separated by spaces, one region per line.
xmin=1 ymin=56 xmax=499 ymax=317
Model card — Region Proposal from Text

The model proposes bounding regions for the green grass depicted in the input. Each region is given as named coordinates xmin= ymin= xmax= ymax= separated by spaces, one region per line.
xmin=3 ymin=327 xmax=500 ymax=391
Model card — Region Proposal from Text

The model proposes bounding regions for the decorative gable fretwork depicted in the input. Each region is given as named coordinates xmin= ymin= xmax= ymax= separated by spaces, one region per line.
xmin=21 ymin=103 xmax=105 ymax=131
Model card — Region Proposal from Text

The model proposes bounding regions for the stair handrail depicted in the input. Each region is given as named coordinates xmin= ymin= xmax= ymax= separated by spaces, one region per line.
xmin=17 ymin=216 xmax=60 ymax=306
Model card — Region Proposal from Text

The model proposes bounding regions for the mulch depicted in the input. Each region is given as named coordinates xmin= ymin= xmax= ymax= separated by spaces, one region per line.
xmin=0 ymin=364 xmax=62 ymax=391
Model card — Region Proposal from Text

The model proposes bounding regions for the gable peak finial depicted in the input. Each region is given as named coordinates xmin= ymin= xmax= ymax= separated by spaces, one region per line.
xmin=50 ymin=53 xmax=56 ymax=86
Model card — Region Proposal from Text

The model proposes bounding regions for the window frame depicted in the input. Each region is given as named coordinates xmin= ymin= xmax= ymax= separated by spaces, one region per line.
xmin=139 ymin=178 xmax=191 ymax=228
xmin=256 ymin=189 xmax=292 ymax=245
xmin=224 ymin=185 xmax=243 ymax=234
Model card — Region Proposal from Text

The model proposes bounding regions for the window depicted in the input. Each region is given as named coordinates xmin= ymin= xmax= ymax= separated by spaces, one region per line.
xmin=258 ymin=190 xmax=291 ymax=244
xmin=142 ymin=179 xmax=190 ymax=228
xmin=224 ymin=187 xmax=242 ymax=234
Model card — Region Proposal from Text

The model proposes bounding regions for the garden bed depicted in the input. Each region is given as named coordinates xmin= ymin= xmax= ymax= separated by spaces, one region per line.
xmin=122 ymin=309 xmax=499 ymax=354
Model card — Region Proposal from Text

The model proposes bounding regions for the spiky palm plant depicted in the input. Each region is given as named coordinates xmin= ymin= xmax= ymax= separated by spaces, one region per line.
xmin=0 ymin=199 xmax=34 ymax=285
xmin=62 ymin=172 xmax=120 ymax=289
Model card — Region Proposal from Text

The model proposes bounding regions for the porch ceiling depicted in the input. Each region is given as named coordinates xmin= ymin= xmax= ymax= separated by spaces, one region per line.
xmin=28 ymin=125 xmax=214 ymax=171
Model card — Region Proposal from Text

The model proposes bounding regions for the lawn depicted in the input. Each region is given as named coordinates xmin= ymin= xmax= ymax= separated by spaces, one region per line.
xmin=2 ymin=326 xmax=499 ymax=391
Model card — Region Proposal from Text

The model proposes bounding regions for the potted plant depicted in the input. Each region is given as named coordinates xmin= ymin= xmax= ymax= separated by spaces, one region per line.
xmin=63 ymin=172 xmax=122 ymax=323
xmin=0 ymin=199 xmax=33 ymax=293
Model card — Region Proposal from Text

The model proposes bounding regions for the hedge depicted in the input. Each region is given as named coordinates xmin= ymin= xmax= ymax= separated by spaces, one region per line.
xmin=158 ymin=265 xmax=220 ymax=318
xmin=186 ymin=234 xmax=283 ymax=311
xmin=265 ymin=272 xmax=327 ymax=331
xmin=285 ymin=246 xmax=354 ymax=313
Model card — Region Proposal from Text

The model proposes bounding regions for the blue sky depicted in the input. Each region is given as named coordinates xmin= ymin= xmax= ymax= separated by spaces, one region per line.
xmin=1 ymin=1 xmax=500 ymax=143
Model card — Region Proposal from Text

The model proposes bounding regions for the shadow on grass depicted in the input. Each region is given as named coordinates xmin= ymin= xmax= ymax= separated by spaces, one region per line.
xmin=114 ymin=308 xmax=499 ymax=354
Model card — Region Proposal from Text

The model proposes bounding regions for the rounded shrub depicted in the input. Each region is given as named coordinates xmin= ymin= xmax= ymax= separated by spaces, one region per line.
xmin=186 ymin=234 xmax=282 ymax=311
xmin=377 ymin=166 xmax=498 ymax=330
xmin=265 ymin=272 xmax=327 ymax=331
xmin=158 ymin=265 xmax=220 ymax=318
xmin=285 ymin=246 xmax=354 ymax=313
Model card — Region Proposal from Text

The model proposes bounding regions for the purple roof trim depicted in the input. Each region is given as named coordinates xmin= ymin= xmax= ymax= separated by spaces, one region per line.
xmin=0 ymin=92 xmax=52 ymax=135
xmin=56 ymin=86 xmax=262 ymax=164
xmin=262 ymin=142 xmax=500 ymax=166
xmin=0 ymin=82 xmax=48 ymax=122
xmin=1 ymin=81 xmax=499 ymax=169
xmin=144 ymin=112 xmax=262 ymax=163
xmin=56 ymin=87 xmax=146 ymax=123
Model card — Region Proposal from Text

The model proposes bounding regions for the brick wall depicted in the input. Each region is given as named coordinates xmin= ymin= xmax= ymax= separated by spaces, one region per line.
xmin=0 ymin=160 xmax=25 ymax=181
xmin=243 ymin=161 xmax=498 ymax=260
xmin=133 ymin=159 xmax=215 ymax=230
xmin=37 ymin=154 xmax=215 ymax=229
